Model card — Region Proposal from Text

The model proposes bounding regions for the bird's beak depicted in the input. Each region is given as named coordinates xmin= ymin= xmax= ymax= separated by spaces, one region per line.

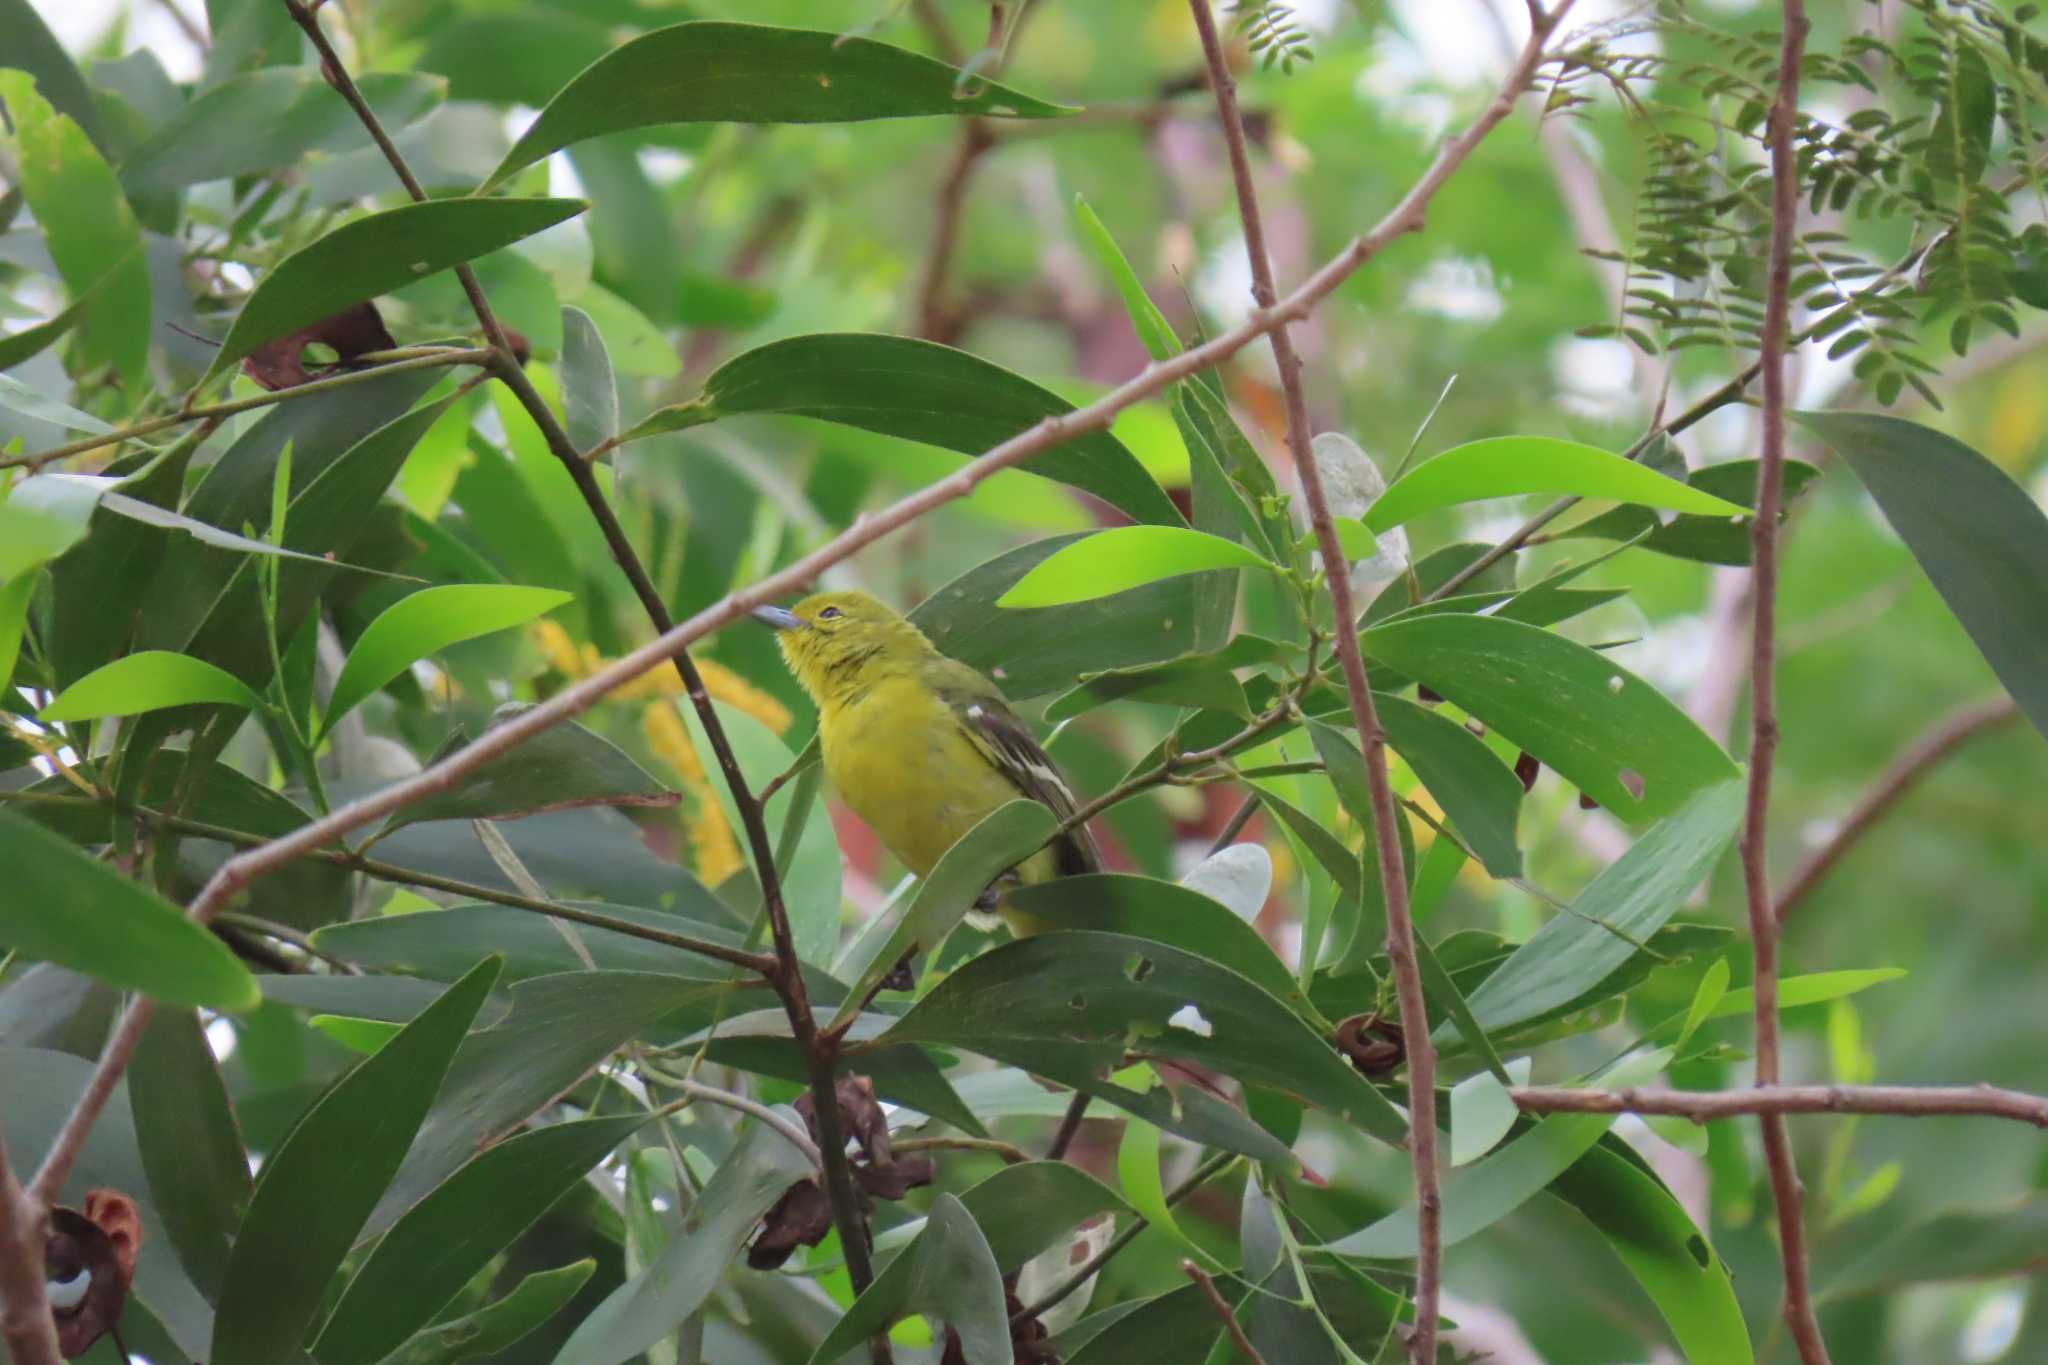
xmin=751 ymin=605 xmax=804 ymax=632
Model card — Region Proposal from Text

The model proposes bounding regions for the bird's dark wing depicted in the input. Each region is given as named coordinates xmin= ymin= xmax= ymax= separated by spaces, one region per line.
xmin=927 ymin=659 xmax=1100 ymax=875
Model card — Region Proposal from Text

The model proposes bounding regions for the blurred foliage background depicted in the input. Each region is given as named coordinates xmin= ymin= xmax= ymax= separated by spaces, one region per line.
xmin=4 ymin=1 xmax=2048 ymax=1362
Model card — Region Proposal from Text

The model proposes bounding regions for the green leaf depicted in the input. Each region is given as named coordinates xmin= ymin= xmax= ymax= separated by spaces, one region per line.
xmin=1008 ymin=872 xmax=1313 ymax=1021
xmin=1795 ymin=411 xmax=2048 ymax=742
xmin=1558 ymin=459 xmax=1822 ymax=565
xmin=313 ymin=902 xmax=749 ymax=986
xmin=487 ymin=21 xmax=1067 ymax=189
xmin=317 ymin=1114 xmax=649 ymax=1365
xmin=954 ymin=1160 xmax=1133 ymax=1272
xmin=1117 ymin=1114 xmax=1221 ymax=1269
xmin=1072 ymin=194 xmax=1179 ymax=361
xmin=678 ymin=698 xmax=842 ymax=968
xmin=0 ymin=500 xmax=87 ymax=581
xmin=324 ymin=585 xmax=573 ymax=735
xmin=0 ymin=813 xmax=260 ymax=1010
xmin=386 ymin=1260 xmax=596 ymax=1364
xmin=0 ymin=0 xmax=104 ymax=147
xmin=910 ymin=535 xmax=1200 ymax=698
xmin=634 ymin=334 xmax=1181 ymax=526
xmin=806 ymin=1193 xmax=1009 ymax=1365
xmin=0 ymin=372 xmax=115 ymax=435
xmin=831 ymin=799 xmax=1058 ymax=1030
xmin=1704 ymin=967 xmax=1907 ymax=1021
xmin=1449 ymin=1057 xmax=1531 ymax=1165
xmin=1363 ymin=613 xmax=1739 ymax=821
xmin=381 ymin=702 xmax=677 ymax=831
xmin=554 ymin=1115 xmax=816 ymax=1365
xmin=999 ymin=526 xmax=1275 ymax=607
xmin=1823 ymin=1198 xmax=2048 ymax=1299
xmin=120 ymin=69 xmax=445 ymax=193
xmin=1363 ymin=436 xmax=1748 ymax=532
xmin=1043 ymin=636 xmax=1291 ymax=723
xmin=1378 ymin=693 xmax=1524 ymax=878
xmin=129 ymin=1007 xmax=253 ymax=1303
xmin=97 ymin=490 xmax=416 ymax=576
xmin=1677 ymin=956 xmax=1730 ymax=1047
xmin=1548 ymin=1137 xmax=1752 ymax=1363
xmin=38 ymin=649 xmax=263 ymax=721
xmin=210 ymin=957 xmax=501 ymax=1365
xmin=0 ymin=571 xmax=33 ymax=692
xmin=1459 ymin=781 xmax=1743 ymax=1038
xmin=371 ymin=972 xmax=719 ymax=1232
xmin=1064 ymin=1279 xmax=1248 ymax=1365
xmin=559 ymin=304 xmax=619 ymax=453
xmin=1928 ymin=43 xmax=1995 ymax=186
xmin=882 ymin=930 xmax=1406 ymax=1147
xmin=205 ymin=197 xmax=586 ymax=381
xmin=0 ymin=71 xmax=151 ymax=387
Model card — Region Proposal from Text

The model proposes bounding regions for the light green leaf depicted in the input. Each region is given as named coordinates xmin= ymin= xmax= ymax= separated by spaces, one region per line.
xmin=1364 ymin=436 xmax=1748 ymax=532
xmin=1072 ymin=194 xmax=1178 ymax=361
xmin=487 ymin=21 xmax=1067 ymax=190
xmin=39 ymin=649 xmax=263 ymax=722
xmin=1450 ymin=1057 xmax=1532 ymax=1165
xmin=999 ymin=527 xmax=1274 ymax=608
xmin=205 ymin=197 xmax=587 ymax=380
xmin=1705 ymin=968 xmax=1907 ymax=1021
xmin=324 ymin=585 xmax=573 ymax=735
xmin=0 ymin=70 xmax=151 ymax=386
xmin=1117 ymin=1113 xmax=1221 ymax=1269
xmin=1678 ymin=956 xmax=1731 ymax=1047
xmin=0 ymin=812 xmax=260 ymax=1010
xmin=0 ymin=372 xmax=114 ymax=435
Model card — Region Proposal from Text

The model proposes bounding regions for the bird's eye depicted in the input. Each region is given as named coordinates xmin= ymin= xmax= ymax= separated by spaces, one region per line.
xmin=819 ymin=606 xmax=842 ymax=620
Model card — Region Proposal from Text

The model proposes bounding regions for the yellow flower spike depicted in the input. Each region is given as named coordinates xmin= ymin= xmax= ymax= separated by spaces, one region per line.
xmin=698 ymin=659 xmax=792 ymax=736
xmin=529 ymin=619 xmax=584 ymax=678
xmin=640 ymin=702 xmax=742 ymax=884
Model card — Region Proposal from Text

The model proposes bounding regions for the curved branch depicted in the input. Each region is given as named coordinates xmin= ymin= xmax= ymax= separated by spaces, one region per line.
xmin=1511 ymin=1083 xmax=2048 ymax=1127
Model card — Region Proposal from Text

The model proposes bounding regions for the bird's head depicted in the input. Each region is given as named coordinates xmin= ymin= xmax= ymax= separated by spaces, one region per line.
xmin=751 ymin=589 xmax=932 ymax=702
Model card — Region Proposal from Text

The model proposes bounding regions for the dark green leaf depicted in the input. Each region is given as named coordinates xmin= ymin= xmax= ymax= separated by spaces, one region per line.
xmin=211 ymin=957 xmax=501 ymax=1365
xmin=1363 ymin=614 xmax=1739 ymax=821
xmin=380 ymin=703 xmax=676 ymax=832
xmin=0 ymin=812 xmax=260 ymax=1010
xmin=317 ymin=1114 xmax=648 ymax=1365
xmin=130 ymin=1007 xmax=252 ymax=1303
xmin=631 ymin=334 xmax=1182 ymax=526
xmin=0 ymin=0 xmax=104 ymax=146
xmin=120 ymin=69 xmax=444 ymax=192
xmin=388 ymin=1260 xmax=596 ymax=1364
xmin=1459 ymin=780 xmax=1743 ymax=1038
xmin=1380 ymin=693 xmax=1523 ymax=878
xmin=559 ymin=304 xmax=619 ymax=453
xmin=910 ymin=535 xmax=1201 ymax=698
xmin=553 ymin=1115 xmax=816 ymax=1365
xmin=809 ymin=1194 xmax=1008 ymax=1365
xmin=205 ymin=198 xmax=586 ymax=380
xmin=1795 ymin=411 xmax=2048 ymax=741
xmin=1043 ymin=635 xmax=1289 ymax=722
xmin=955 ymin=1160 xmax=1132 ymax=1272
xmin=312 ymin=903 xmax=750 ymax=986
xmin=1558 ymin=459 xmax=1822 ymax=565
xmin=1064 ymin=1279 xmax=1245 ymax=1365
xmin=486 ymin=21 xmax=1067 ymax=189
xmin=881 ymin=930 xmax=1406 ymax=1146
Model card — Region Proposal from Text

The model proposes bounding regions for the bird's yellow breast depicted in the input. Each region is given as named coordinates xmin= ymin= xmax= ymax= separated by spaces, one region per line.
xmin=818 ymin=673 xmax=1058 ymax=883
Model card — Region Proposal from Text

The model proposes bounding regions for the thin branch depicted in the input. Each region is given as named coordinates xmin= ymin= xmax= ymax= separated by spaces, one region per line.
xmin=656 ymin=1078 xmax=824 ymax=1171
xmin=1510 ymin=1083 xmax=2048 ymax=1127
xmin=275 ymin=0 xmax=882 ymax=1310
xmin=37 ymin=0 xmax=1575 ymax=1258
xmin=1776 ymin=697 xmax=2020 ymax=924
xmin=890 ymin=1134 xmax=1034 ymax=1165
xmin=0 ymin=347 xmax=492 ymax=471
xmin=1016 ymin=1150 xmax=1239 ymax=1325
xmin=1189 ymin=3 xmax=1579 ymax=1356
xmin=916 ymin=121 xmax=997 ymax=343
xmin=1748 ymin=5 xmax=1829 ymax=1362
xmin=0 ymin=1129 xmax=59 ymax=1365
xmin=1183 ymin=1260 xmax=1268 ymax=1365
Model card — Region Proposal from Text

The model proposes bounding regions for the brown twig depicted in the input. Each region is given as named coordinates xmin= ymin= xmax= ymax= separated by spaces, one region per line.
xmin=890 ymin=1134 xmax=1034 ymax=1165
xmin=1775 ymin=697 xmax=2020 ymax=924
xmin=916 ymin=121 xmax=997 ymax=343
xmin=1182 ymin=1260 xmax=1267 ymax=1365
xmin=1510 ymin=1083 xmax=2048 ymax=1127
xmin=1746 ymin=6 xmax=1829 ymax=1362
xmin=0 ymin=1129 xmax=59 ymax=1365
xmin=1188 ymin=3 xmax=1579 ymax=1356
xmin=32 ymin=0 xmax=1574 ymax=1255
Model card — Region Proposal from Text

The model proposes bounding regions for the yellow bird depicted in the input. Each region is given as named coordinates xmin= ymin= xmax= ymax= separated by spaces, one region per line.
xmin=752 ymin=590 xmax=1098 ymax=923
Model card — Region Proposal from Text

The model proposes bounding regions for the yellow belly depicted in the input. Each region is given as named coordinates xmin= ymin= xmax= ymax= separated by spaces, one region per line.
xmin=820 ymin=677 xmax=1058 ymax=884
